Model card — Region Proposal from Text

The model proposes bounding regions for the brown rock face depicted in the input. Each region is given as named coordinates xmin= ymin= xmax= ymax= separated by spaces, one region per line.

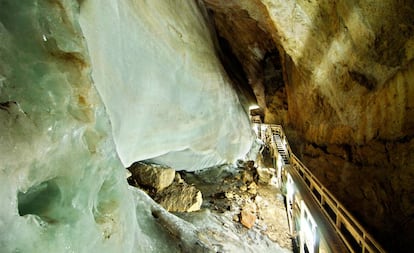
xmin=203 ymin=0 xmax=289 ymax=124
xmin=201 ymin=0 xmax=414 ymax=251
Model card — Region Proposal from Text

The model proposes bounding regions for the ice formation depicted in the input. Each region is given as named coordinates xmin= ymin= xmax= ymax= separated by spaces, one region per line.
xmin=79 ymin=0 xmax=254 ymax=171
xmin=0 ymin=1 xmax=136 ymax=252
xmin=0 ymin=0 xmax=256 ymax=252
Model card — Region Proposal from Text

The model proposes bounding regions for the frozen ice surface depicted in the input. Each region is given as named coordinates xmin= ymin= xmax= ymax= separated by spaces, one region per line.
xmin=79 ymin=0 xmax=254 ymax=170
xmin=0 ymin=0 xmax=256 ymax=252
xmin=0 ymin=1 xmax=136 ymax=252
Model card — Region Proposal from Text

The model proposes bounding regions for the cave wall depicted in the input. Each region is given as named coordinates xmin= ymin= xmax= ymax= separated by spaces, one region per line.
xmin=266 ymin=1 xmax=414 ymax=250
xmin=202 ymin=0 xmax=414 ymax=251
xmin=1 ymin=0 xmax=412 ymax=251
xmin=285 ymin=55 xmax=414 ymax=250
xmin=203 ymin=0 xmax=289 ymax=125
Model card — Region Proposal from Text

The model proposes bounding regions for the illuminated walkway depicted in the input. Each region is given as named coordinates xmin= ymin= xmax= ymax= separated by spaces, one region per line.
xmin=253 ymin=123 xmax=386 ymax=253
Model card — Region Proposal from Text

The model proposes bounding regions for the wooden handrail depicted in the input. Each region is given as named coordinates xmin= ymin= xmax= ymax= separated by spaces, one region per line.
xmin=255 ymin=123 xmax=386 ymax=253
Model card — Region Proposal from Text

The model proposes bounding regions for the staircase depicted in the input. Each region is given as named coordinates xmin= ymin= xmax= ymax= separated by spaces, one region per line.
xmin=274 ymin=134 xmax=289 ymax=164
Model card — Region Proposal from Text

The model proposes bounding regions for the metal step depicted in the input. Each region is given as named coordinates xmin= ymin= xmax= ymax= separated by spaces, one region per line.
xmin=274 ymin=134 xmax=290 ymax=164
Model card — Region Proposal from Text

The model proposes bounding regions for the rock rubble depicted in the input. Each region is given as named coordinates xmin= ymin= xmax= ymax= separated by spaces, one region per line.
xmin=127 ymin=161 xmax=203 ymax=213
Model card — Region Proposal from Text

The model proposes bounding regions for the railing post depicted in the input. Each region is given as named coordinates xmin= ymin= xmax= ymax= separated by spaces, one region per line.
xmin=336 ymin=215 xmax=341 ymax=230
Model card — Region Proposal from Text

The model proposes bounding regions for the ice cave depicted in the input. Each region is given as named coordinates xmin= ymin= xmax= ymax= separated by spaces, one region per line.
xmin=0 ymin=0 xmax=413 ymax=252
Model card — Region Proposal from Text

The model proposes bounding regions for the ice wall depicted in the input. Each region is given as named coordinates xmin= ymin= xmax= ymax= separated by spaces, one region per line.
xmin=0 ymin=1 xmax=140 ymax=252
xmin=0 ymin=0 xmax=254 ymax=252
xmin=79 ymin=0 xmax=254 ymax=171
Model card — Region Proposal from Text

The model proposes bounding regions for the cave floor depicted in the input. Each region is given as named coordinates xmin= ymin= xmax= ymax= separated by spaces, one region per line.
xmin=178 ymin=164 xmax=293 ymax=252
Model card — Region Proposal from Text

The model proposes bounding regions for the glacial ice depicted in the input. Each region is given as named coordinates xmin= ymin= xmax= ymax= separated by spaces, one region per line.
xmin=0 ymin=1 xmax=136 ymax=252
xmin=79 ymin=0 xmax=254 ymax=170
xmin=0 ymin=0 xmax=261 ymax=252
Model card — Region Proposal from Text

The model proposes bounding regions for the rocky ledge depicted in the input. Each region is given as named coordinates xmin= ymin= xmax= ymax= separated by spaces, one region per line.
xmin=126 ymin=160 xmax=293 ymax=252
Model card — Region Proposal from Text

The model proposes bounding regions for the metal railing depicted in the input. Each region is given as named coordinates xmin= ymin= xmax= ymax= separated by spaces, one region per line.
xmin=256 ymin=123 xmax=386 ymax=253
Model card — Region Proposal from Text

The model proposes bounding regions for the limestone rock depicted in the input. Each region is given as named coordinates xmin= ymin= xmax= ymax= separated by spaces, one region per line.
xmin=174 ymin=172 xmax=184 ymax=184
xmin=240 ymin=210 xmax=256 ymax=229
xmin=156 ymin=182 xmax=203 ymax=212
xmin=247 ymin=182 xmax=258 ymax=195
xmin=241 ymin=170 xmax=254 ymax=184
xmin=240 ymin=204 xmax=257 ymax=229
xmin=240 ymin=185 xmax=247 ymax=192
xmin=127 ymin=162 xmax=175 ymax=192
xmin=236 ymin=160 xmax=255 ymax=170
xmin=225 ymin=191 xmax=234 ymax=199
xmin=202 ymin=0 xmax=414 ymax=250
xmin=256 ymin=167 xmax=275 ymax=185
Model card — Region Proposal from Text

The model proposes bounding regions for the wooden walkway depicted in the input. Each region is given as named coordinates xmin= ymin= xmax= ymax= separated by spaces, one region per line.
xmin=253 ymin=123 xmax=386 ymax=253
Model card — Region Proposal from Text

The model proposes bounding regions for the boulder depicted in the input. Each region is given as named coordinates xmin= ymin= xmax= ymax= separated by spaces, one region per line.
xmin=241 ymin=170 xmax=254 ymax=184
xmin=247 ymin=182 xmax=258 ymax=195
xmin=156 ymin=182 xmax=203 ymax=212
xmin=240 ymin=208 xmax=256 ymax=229
xmin=256 ymin=167 xmax=275 ymax=185
xmin=240 ymin=202 xmax=257 ymax=229
xmin=127 ymin=161 xmax=175 ymax=192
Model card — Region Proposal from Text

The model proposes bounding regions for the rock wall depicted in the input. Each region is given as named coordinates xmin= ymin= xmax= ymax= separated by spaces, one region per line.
xmin=202 ymin=0 xmax=414 ymax=251
xmin=267 ymin=1 xmax=414 ymax=250
xmin=203 ymin=0 xmax=289 ymax=124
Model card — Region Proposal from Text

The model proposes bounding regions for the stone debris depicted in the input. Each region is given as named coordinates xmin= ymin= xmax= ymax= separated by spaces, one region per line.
xmin=247 ymin=182 xmax=258 ymax=195
xmin=241 ymin=170 xmax=254 ymax=184
xmin=240 ymin=208 xmax=256 ymax=229
xmin=178 ymin=159 xmax=292 ymax=251
xmin=127 ymin=161 xmax=203 ymax=213
xmin=127 ymin=161 xmax=175 ymax=192
xmin=127 ymin=159 xmax=292 ymax=250
xmin=240 ymin=202 xmax=257 ymax=229
xmin=240 ymin=184 xmax=247 ymax=193
xmin=155 ymin=182 xmax=203 ymax=212
xmin=225 ymin=191 xmax=234 ymax=199
xmin=257 ymin=167 xmax=275 ymax=184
